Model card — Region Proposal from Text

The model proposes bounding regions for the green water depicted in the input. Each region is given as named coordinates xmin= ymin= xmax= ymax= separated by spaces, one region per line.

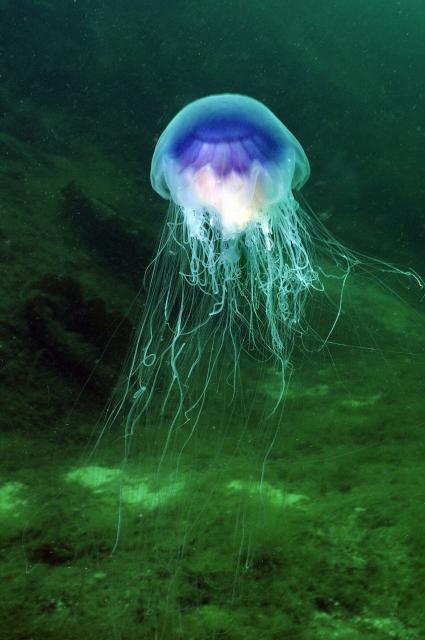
xmin=1 ymin=1 xmax=424 ymax=639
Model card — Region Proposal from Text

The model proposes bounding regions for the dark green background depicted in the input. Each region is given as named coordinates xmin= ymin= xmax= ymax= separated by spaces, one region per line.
xmin=0 ymin=2 xmax=424 ymax=639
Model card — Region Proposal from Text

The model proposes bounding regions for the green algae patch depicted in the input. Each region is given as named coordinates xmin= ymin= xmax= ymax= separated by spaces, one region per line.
xmin=120 ymin=477 xmax=185 ymax=509
xmin=0 ymin=480 xmax=28 ymax=539
xmin=341 ymin=393 xmax=382 ymax=409
xmin=65 ymin=465 xmax=122 ymax=489
xmin=226 ymin=479 xmax=307 ymax=508
xmin=65 ymin=465 xmax=185 ymax=510
xmin=0 ymin=481 xmax=27 ymax=515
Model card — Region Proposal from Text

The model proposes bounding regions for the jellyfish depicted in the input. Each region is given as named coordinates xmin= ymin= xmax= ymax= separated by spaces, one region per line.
xmin=112 ymin=93 xmax=420 ymax=455
xmin=91 ymin=95 xmax=424 ymax=635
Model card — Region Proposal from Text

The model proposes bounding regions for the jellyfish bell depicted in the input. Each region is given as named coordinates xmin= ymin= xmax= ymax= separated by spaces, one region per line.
xmin=151 ymin=94 xmax=310 ymax=239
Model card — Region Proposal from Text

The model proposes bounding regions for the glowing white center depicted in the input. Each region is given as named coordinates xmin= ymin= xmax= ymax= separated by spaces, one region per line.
xmin=189 ymin=165 xmax=265 ymax=237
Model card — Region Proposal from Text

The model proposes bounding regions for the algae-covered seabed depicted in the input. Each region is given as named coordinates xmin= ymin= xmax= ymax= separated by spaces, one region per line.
xmin=2 ymin=301 xmax=425 ymax=640
xmin=1 ymin=129 xmax=424 ymax=640
xmin=1 ymin=2 xmax=425 ymax=639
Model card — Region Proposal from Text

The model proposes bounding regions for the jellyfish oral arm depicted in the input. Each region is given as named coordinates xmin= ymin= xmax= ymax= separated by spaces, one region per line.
xmin=197 ymin=165 xmax=264 ymax=235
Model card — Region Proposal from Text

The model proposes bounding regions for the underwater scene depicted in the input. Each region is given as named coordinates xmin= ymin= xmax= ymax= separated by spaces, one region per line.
xmin=1 ymin=1 xmax=424 ymax=639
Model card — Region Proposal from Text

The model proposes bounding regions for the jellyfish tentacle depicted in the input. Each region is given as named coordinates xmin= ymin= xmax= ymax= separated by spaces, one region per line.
xmin=101 ymin=93 xmax=423 ymax=458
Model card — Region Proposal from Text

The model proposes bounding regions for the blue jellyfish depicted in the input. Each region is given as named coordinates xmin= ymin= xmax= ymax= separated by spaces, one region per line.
xmin=114 ymin=94 xmax=420 ymax=452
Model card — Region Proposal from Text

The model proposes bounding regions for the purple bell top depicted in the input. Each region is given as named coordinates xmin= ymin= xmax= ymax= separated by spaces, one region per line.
xmin=151 ymin=94 xmax=309 ymax=207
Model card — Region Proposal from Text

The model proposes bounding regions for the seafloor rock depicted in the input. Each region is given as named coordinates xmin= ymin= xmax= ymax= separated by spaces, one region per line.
xmin=60 ymin=181 xmax=152 ymax=284
xmin=24 ymin=273 xmax=132 ymax=396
